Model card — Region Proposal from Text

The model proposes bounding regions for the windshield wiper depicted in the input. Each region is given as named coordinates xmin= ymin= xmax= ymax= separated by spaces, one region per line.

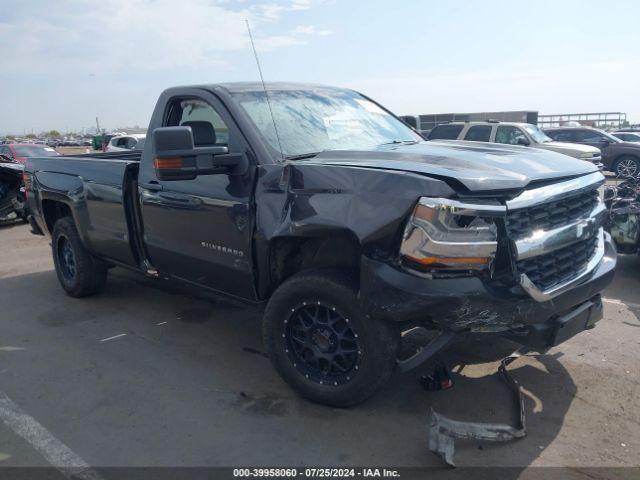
xmin=379 ymin=140 xmax=419 ymax=146
xmin=284 ymin=152 xmax=321 ymax=161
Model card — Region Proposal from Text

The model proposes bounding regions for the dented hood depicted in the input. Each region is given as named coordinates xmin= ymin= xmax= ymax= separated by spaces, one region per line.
xmin=305 ymin=140 xmax=598 ymax=192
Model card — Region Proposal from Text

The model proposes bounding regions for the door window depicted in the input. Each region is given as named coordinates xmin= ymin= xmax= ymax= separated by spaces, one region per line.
xmin=546 ymin=130 xmax=573 ymax=142
xmin=495 ymin=126 xmax=527 ymax=145
xmin=124 ymin=137 xmax=138 ymax=149
xmin=428 ymin=124 xmax=464 ymax=140
xmin=115 ymin=137 xmax=130 ymax=148
xmin=464 ymin=125 xmax=492 ymax=142
xmin=574 ymin=130 xmax=607 ymax=143
xmin=429 ymin=125 xmax=464 ymax=140
xmin=166 ymin=99 xmax=229 ymax=146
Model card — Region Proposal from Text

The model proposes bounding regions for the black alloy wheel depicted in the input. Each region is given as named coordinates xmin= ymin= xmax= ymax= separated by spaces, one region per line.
xmin=263 ymin=269 xmax=400 ymax=406
xmin=284 ymin=302 xmax=361 ymax=386
xmin=56 ymin=235 xmax=77 ymax=281
xmin=51 ymin=216 xmax=108 ymax=297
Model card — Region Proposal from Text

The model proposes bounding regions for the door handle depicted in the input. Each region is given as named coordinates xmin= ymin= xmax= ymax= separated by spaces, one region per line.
xmin=140 ymin=182 xmax=163 ymax=192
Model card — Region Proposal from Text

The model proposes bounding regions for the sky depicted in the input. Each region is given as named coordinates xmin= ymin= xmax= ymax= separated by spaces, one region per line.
xmin=1 ymin=0 xmax=639 ymax=134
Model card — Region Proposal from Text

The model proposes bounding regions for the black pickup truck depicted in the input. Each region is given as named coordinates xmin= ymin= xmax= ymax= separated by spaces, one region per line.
xmin=25 ymin=83 xmax=616 ymax=406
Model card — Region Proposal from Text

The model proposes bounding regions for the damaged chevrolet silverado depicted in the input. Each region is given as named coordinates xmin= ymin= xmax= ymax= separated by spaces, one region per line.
xmin=24 ymin=83 xmax=616 ymax=406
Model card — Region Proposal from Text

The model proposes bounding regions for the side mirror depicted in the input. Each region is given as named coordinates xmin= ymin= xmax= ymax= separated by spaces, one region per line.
xmin=516 ymin=137 xmax=530 ymax=146
xmin=152 ymin=126 xmax=245 ymax=181
xmin=601 ymin=139 xmax=610 ymax=147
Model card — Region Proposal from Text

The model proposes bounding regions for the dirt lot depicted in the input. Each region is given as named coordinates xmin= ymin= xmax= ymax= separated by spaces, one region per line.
xmin=0 ymin=222 xmax=639 ymax=476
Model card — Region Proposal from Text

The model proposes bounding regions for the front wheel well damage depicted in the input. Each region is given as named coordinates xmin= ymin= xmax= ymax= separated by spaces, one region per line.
xmin=268 ymin=233 xmax=361 ymax=293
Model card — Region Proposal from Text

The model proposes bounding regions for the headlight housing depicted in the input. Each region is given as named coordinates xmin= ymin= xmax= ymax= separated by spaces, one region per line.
xmin=400 ymin=197 xmax=506 ymax=272
xmin=580 ymin=152 xmax=597 ymax=159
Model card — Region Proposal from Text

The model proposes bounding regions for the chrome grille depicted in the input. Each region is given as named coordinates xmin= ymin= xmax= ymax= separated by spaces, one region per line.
xmin=516 ymin=235 xmax=599 ymax=292
xmin=504 ymin=172 xmax=606 ymax=301
xmin=506 ymin=188 xmax=599 ymax=238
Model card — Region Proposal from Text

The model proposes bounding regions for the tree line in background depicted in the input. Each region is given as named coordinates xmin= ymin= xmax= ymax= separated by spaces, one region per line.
xmin=5 ymin=130 xmax=64 ymax=140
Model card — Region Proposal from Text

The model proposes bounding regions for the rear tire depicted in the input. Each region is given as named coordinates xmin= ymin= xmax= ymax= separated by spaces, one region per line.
xmin=52 ymin=217 xmax=107 ymax=297
xmin=614 ymin=156 xmax=640 ymax=177
xmin=263 ymin=269 xmax=399 ymax=407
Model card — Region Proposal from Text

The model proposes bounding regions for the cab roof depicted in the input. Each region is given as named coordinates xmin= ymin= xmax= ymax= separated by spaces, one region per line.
xmin=214 ymin=82 xmax=351 ymax=93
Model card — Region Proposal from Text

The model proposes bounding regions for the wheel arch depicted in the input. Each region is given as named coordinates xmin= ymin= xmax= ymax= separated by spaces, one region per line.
xmin=41 ymin=199 xmax=73 ymax=234
xmin=266 ymin=230 xmax=363 ymax=296
xmin=613 ymin=153 xmax=640 ymax=169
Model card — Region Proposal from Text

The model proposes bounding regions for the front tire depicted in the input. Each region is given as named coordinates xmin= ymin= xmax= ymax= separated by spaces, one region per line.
xmin=52 ymin=217 xmax=108 ymax=297
xmin=614 ymin=156 xmax=640 ymax=177
xmin=263 ymin=270 xmax=399 ymax=407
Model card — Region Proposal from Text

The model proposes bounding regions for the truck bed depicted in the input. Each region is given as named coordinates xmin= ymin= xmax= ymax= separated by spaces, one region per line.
xmin=26 ymin=154 xmax=142 ymax=268
xmin=63 ymin=150 xmax=142 ymax=161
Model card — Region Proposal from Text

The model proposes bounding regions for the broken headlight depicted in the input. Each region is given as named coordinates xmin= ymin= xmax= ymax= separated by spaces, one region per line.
xmin=400 ymin=197 xmax=505 ymax=272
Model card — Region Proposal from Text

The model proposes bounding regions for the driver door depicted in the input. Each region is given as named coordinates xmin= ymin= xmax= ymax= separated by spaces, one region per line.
xmin=139 ymin=91 xmax=257 ymax=300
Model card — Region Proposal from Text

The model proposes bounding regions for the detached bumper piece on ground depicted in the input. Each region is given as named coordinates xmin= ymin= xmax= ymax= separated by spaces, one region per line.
xmin=428 ymin=351 xmax=527 ymax=467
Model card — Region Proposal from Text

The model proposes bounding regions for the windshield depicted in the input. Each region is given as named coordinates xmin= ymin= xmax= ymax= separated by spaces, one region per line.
xmin=522 ymin=124 xmax=553 ymax=143
xmin=619 ymin=133 xmax=640 ymax=142
xmin=600 ymin=130 xmax=623 ymax=143
xmin=232 ymin=88 xmax=420 ymax=158
xmin=14 ymin=145 xmax=59 ymax=157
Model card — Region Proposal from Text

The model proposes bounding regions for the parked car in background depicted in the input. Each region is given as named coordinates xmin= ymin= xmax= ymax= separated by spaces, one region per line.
xmin=426 ymin=121 xmax=603 ymax=168
xmin=0 ymin=143 xmax=59 ymax=164
xmin=611 ymin=132 xmax=640 ymax=143
xmin=94 ymin=134 xmax=116 ymax=151
xmin=106 ymin=134 xmax=146 ymax=152
xmin=544 ymin=127 xmax=640 ymax=177
xmin=0 ymin=153 xmax=28 ymax=221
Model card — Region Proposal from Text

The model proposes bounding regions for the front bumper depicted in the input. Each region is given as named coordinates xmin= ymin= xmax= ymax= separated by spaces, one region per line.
xmin=580 ymin=154 xmax=602 ymax=170
xmin=360 ymin=232 xmax=616 ymax=350
xmin=590 ymin=156 xmax=603 ymax=170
